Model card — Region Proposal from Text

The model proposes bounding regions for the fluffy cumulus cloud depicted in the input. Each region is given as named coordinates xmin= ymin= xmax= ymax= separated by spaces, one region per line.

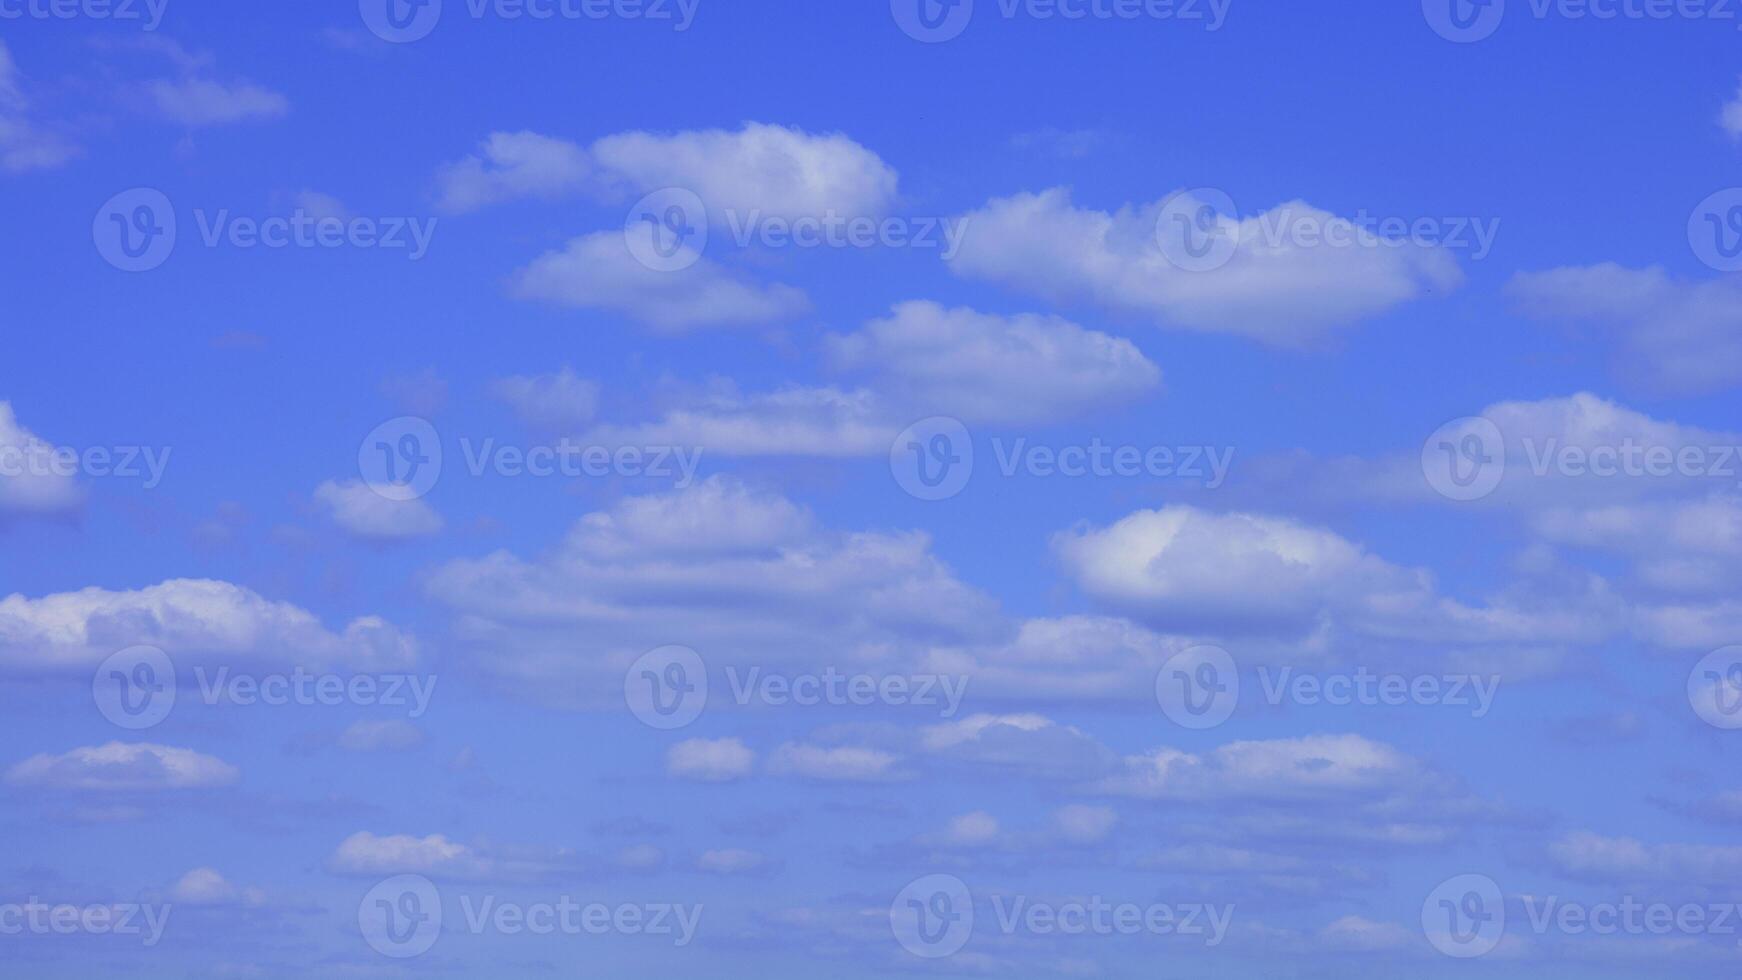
xmin=314 ymin=478 xmax=444 ymax=541
xmin=424 ymin=476 xmax=1002 ymax=705
xmin=0 ymin=42 xmax=77 ymax=172
xmin=488 ymin=367 xmax=600 ymax=431
xmin=6 ymin=743 xmax=240 ymax=791
xmin=1509 ymin=265 xmax=1742 ymax=394
xmin=1052 ymin=504 xmax=1606 ymax=669
xmin=947 ymin=188 xmax=1461 ymax=345
xmin=0 ymin=401 xmax=84 ymax=517
xmin=767 ymin=743 xmax=904 ymax=782
xmin=587 ymin=301 xmax=1160 ymax=452
xmin=508 ymin=230 xmax=810 ymax=331
xmin=0 ymin=578 xmax=416 ymax=674
xmin=329 ymin=831 xmax=578 ymax=882
xmin=436 ymin=122 xmax=898 ymax=219
xmin=124 ymin=38 xmax=286 ymax=127
xmin=434 ymin=130 xmax=595 ymax=213
xmin=169 ymin=868 xmax=265 ymax=907
xmin=1548 ymin=831 xmax=1742 ymax=886
xmin=667 ymin=737 xmax=755 ymax=782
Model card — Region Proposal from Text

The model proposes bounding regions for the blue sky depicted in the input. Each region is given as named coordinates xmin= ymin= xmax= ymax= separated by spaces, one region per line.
xmin=3 ymin=1 xmax=1742 ymax=976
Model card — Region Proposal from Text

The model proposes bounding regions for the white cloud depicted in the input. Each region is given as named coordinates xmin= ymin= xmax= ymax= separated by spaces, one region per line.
xmin=170 ymin=868 xmax=265 ymax=907
xmin=767 ymin=743 xmax=903 ymax=781
xmin=1723 ymin=76 xmax=1742 ymax=139
xmin=488 ymin=367 xmax=600 ymax=431
xmin=0 ymin=41 xmax=77 ymax=172
xmin=941 ymin=810 xmax=1002 ymax=846
xmin=509 ymin=231 xmax=810 ymax=331
xmin=948 ymin=188 xmax=1461 ymax=345
xmin=147 ymin=77 xmax=287 ymax=126
xmin=329 ymin=832 xmax=494 ymax=877
xmin=590 ymin=122 xmax=899 ymax=220
xmin=425 ymin=476 xmax=1000 ymax=705
xmin=436 ymin=122 xmax=898 ymax=220
xmin=695 ymin=848 xmax=768 ymax=874
xmin=0 ymin=401 xmax=84 ymax=517
xmin=0 ymin=578 xmax=417 ymax=674
xmin=589 ymin=301 xmax=1160 ymax=454
xmin=1052 ymin=505 xmax=1603 ymax=665
xmin=667 ymin=737 xmax=754 ymax=782
xmin=337 ymin=720 xmax=425 ymax=753
xmin=822 ymin=300 xmax=1160 ymax=425
xmin=1095 ymin=734 xmax=1419 ymax=801
xmin=1548 ymin=831 xmax=1742 ymax=885
xmin=1510 ymin=264 xmax=1742 ymax=394
xmin=1052 ymin=804 xmax=1117 ymax=844
xmin=314 ymin=478 xmax=444 ymax=541
xmin=434 ymin=131 xmax=594 ymax=213
xmin=7 ymin=743 xmax=239 ymax=791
